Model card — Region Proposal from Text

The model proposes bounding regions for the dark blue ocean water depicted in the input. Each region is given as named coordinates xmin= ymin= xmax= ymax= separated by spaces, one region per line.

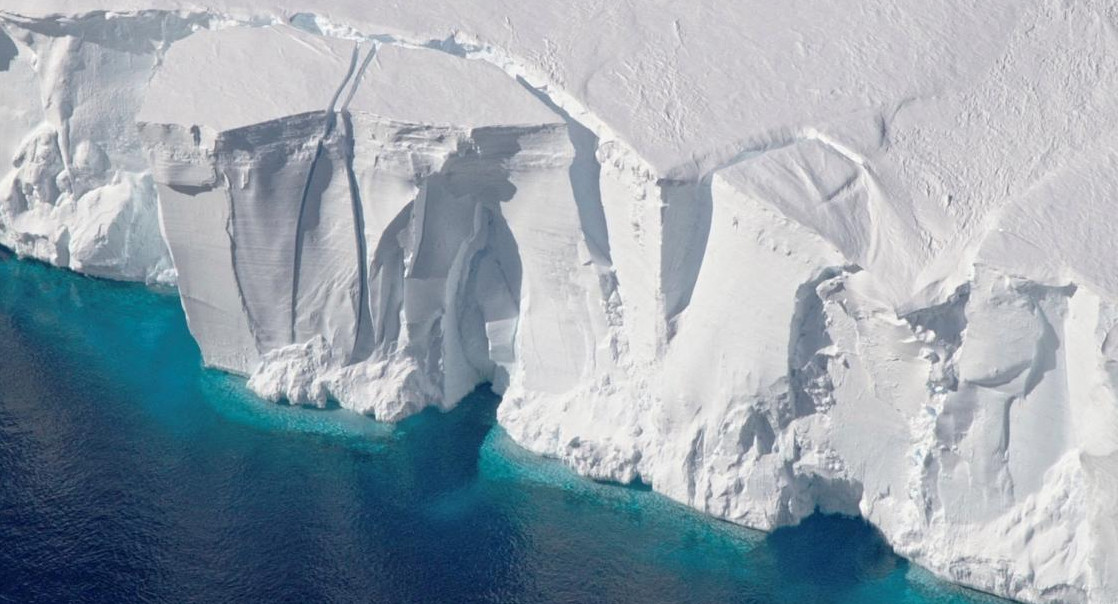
xmin=0 ymin=254 xmax=1010 ymax=604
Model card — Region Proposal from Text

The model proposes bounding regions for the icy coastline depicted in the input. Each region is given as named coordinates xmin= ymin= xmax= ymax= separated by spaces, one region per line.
xmin=2 ymin=4 xmax=1118 ymax=602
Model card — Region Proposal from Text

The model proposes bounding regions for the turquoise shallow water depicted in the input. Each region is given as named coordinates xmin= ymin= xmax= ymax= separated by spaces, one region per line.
xmin=0 ymin=254 xmax=1011 ymax=604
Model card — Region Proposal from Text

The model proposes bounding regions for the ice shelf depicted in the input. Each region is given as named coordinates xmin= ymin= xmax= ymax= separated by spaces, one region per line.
xmin=3 ymin=4 xmax=1118 ymax=602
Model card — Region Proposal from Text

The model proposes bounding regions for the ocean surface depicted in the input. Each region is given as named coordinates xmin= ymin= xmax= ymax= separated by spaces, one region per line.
xmin=0 ymin=254 xmax=1010 ymax=604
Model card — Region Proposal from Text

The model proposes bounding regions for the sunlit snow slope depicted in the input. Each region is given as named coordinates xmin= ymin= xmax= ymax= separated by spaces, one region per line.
xmin=2 ymin=3 xmax=1118 ymax=603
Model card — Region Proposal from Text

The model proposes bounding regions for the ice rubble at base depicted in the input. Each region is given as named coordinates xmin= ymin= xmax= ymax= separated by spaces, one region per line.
xmin=3 ymin=4 xmax=1118 ymax=603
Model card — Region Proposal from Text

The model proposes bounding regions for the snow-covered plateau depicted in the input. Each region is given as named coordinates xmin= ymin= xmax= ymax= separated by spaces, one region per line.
xmin=2 ymin=2 xmax=1118 ymax=602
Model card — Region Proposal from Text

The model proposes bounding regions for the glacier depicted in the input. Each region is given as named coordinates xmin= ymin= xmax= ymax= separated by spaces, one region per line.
xmin=2 ymin=2 xmax=1118 ymax=602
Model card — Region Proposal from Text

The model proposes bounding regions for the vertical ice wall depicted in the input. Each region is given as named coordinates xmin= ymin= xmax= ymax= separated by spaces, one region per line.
xmin=1 ymin=7 xmax=1117 ymax=603
xmin=137 ymin=27 xmax=619 ymax=421
xmin=124 ymin=20 xmax=1118 ymax=604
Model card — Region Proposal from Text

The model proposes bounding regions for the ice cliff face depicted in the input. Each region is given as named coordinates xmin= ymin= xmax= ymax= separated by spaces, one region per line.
xmin=3 ymin=4 xmax=1118 ymax=603
xmin=138 ymin=27 xmax=609 ymax=421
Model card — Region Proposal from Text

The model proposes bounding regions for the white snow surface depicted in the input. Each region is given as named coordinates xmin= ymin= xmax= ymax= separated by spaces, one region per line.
xmin=3 ymin=3 xmax=1118 ymax=602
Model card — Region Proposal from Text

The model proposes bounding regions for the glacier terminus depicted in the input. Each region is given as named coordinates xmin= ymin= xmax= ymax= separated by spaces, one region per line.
xmin=2 ymin=2 xmax=1117 ymax=602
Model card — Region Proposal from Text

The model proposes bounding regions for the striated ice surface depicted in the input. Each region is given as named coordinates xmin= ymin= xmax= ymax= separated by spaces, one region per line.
xmin=3 ymin=3 xmax=1118 ymax=602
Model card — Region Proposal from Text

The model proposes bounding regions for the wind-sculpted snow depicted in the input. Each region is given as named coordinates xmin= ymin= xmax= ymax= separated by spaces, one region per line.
xmin=3 ymin=4 xmax=1118 ymax=603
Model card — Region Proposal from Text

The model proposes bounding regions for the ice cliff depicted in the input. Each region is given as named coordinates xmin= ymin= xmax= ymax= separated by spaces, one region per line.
xmin=3 ymin=3 xmax=1118 ymax=602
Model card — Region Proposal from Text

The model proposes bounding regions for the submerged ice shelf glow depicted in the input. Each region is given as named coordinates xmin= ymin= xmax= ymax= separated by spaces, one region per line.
xmin=0 ymin=254 xmax=1010 ymax=604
